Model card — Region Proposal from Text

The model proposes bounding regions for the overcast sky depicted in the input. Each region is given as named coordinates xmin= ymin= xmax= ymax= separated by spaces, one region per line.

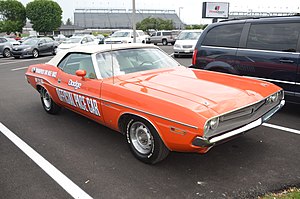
xmin=19 ymin=0 xmax=300 ymax=24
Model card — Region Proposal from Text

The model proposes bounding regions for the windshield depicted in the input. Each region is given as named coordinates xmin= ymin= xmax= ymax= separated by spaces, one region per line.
xmin=178 ymin=32 xmax=202 ymax=40
xmin=63 ymin=38 xmax=81 ymax=43
xmin=96 ymin=48 xmax=180 ymax=78
xmin=23 ymin=39 xmax=39 ymax=45
xmin=111 ymin=31 xmax=130 ymax=37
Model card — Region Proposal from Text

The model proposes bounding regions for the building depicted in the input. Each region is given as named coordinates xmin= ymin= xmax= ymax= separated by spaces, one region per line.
xmin=74 ymin=9 xmax=184 ymax=29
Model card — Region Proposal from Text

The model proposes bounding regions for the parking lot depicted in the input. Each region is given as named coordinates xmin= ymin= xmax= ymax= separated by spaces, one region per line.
xmin=0 ymin=45 xmax=299 ymax=199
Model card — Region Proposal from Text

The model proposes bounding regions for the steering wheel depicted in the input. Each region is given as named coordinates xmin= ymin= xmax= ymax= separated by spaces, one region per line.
xmin=138 ymin=61 xmax=153 ymax=67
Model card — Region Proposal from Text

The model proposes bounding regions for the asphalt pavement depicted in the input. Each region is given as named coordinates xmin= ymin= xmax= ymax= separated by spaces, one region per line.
xmin=0 ymin=46 xmax=299 ymax=199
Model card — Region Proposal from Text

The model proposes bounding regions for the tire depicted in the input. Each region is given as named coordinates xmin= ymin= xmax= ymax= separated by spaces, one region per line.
xmin=40 ymin=87 xmax=61 ymax=114
xmin=52 ymin=47 xmax=57 ymax=55
xmin=171 ymin=42 xmax=175 ymax=45
xmin=14 ymin=56 xmax=20 ymax=59
xmin=162 ymin=39 xmax=168 ymax=46
xmin=174 ymin=54 xmax=179 ymax=58
xmin=125 ymin=117 xmax=169 ymax=164
xmin=3 ymin=48 xmax=11 ymax=58
xmin=32 ymin=49 xmax=39 ymax=58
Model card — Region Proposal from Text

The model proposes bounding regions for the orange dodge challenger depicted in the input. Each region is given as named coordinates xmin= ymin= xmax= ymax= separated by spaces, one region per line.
xmin=25 ymin=44 xmax=285 ymax=164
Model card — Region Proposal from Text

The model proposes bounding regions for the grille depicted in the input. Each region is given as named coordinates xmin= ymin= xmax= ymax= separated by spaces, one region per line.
xmin=204 ymin=91 xmax=283 ymax=139
xmin=183 ymin=45 xmax=193 ymax=48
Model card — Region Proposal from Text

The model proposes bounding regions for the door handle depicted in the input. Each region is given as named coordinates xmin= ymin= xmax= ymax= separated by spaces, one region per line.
xmin=279 ymin=59 xmax=294 ymax=64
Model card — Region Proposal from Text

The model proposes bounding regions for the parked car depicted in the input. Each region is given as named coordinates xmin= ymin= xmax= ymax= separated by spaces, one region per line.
xmin=25 ymin=44 xmax=284 ymax=164
xmin=0 ymin=37 xmax=13 ymax=57
xmin=11 ymin=37 xmax=59 ymax=58
xmin=104 ymin=30 xmax=149 ymax=44
xmin=191 ymin=15 xmax=300 ymax=104
xmin=57 ymin=35 xmax=97 ymax=52
xmin=173 ymin=30 xmax=202 ymax=57
xmin=96 ymin=34 xmax=105 ymax=44
xmin=148 ymin=30 xmax=176 ymax=45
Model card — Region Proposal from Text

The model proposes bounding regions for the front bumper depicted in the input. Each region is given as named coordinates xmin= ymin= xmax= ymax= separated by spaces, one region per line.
xmin=174 ymin=48 xmax=194 ymax=55
xmin=12 ymin=50 xmax=32 ymax=57
xmin=192 ymin=99 xmax=285 ymax=148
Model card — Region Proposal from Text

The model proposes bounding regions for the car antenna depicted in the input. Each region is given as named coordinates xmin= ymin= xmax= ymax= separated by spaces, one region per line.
xmin=110 ymin=42 xmax=115 ymax=84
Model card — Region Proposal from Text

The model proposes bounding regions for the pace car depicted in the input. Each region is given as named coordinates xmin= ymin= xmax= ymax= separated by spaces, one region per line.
xmin=25 ymin=44 xmax=285 ymax=164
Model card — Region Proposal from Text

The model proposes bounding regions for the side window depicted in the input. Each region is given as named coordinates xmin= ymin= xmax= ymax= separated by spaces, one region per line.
xmin=87 ymin=37 xmax=93 ymax=42
xmin=151 ymin=32 xmax=156 ymax=36
xmin=81 ymin=37 xmax=88 ymax=44
xmin=39 ymin=39 xmax=46 ymax=44
xmin=46 ymin=38 xmax=53 ymax=43
xmin=58 ymin=53 xmax=96 ymax=79
xmin=0 ymin=38 xmax=5 ymax=43
xmin=247 ymin=23 xmax=300 ymax=52
xmin=157 ymin=32 xmax=161 ymax=36
xmin=202 ymin=24 xmax=244 ymax=48
xmin=163 ymin=32 xmax=171 ymax=36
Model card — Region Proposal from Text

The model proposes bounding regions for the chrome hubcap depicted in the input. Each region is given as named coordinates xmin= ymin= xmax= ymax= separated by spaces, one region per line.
xmin=33 ymin=50 xmax=38 ymax=57
xmin=42 ymin=89 xmax=51 ymax=110
xmin=129 ymin=121 xmax=153 ymax=154
xmin=4 ymin=49 xmax=10 ymax=57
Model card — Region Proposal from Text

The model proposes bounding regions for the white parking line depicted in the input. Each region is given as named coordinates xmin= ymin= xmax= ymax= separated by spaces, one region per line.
xmin=0 ymin=123 xmax=93 ymax=199
xmin=0 ymin=56 xmax=52 ymax=66
xmin=263 ymin=123 xmax=300 ymax=135
xmin=11 ymin=66 xmax=29 ymax=71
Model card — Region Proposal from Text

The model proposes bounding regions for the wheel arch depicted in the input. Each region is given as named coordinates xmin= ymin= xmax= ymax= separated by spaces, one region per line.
xmin=118 ymin=112 xmax=171 ymax=150
xmin=205 ymin=61 xmax=238 ymax=74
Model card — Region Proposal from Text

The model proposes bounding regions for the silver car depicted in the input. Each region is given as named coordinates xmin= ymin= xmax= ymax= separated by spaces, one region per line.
xmin=0 ymin=37 xmax=13 ymax=58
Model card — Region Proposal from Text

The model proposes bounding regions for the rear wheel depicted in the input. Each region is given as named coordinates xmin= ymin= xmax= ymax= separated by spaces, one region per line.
xmin=3 ymin=48 xmax=11 ymax=58
xmin=125 ymin=117 xmax=169 ymax=164
xmin=40 ymin=87 xmax=61 ymax=114
xmin=32 ymin=49 xmax=39 ymax=58
xmin=162 ymin=39 xmax=168 ymax=45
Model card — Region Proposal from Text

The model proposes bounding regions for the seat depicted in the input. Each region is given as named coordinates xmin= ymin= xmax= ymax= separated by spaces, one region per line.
xmin=79 ymin=58 xmax=96 ymax=79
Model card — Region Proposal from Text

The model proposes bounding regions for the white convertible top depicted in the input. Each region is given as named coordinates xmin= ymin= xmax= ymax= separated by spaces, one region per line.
xmin=47 ymin=43 xmax=159 ymax=66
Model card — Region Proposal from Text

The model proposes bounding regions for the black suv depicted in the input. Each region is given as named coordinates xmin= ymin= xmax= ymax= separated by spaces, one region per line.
xmin=191 ymin=16 xmax=300 ymax=104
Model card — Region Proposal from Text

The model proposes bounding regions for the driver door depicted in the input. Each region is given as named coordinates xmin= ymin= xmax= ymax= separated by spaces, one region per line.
xmin=56 ymin=52 xmax=104 ymax=124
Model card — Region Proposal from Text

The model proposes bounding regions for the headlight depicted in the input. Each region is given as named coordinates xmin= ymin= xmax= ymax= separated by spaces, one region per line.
xmin=266 ymin=92 xmax=279 ymax=104
xmin=174 ymin=44 xmax=181 ymax=48
xmin=204 ymin=117 xmax=220 ymax=136
xmin=209 ymin=117 xmax=219 ymax=130
xmin=122 ymin=40 xmax=128 ymax=44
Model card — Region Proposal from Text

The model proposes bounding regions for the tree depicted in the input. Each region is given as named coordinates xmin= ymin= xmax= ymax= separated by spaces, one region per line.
xmin=0 ymin=0 xmax=26 ymax=34
xmin=185 ymin=24 xmax=208 ymax=30
xmin=65 ymin=18 xmax=72 ymax=25
xmin=136 ymin=17 xmax=174 ymax=33
xmin=26 ymin=0 xmax=62 ymax=34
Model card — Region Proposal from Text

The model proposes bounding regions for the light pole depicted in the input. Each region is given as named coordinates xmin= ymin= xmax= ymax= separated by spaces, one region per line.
xmin=178 ymin=7 xmax=183 ymax=29
xmin=132 ymin=0 xmax=136 ymax=43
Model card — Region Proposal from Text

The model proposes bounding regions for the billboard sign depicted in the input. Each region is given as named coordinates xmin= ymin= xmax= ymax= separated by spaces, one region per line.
xmin=202 ymin=2 xmax=229 ymax=19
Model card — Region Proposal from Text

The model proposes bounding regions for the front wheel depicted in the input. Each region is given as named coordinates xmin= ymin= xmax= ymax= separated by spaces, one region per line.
xmin=40 ymin=87 xmax=61 ymax=114
xmin=125 ymin=117 xmax=169 ymax=164
xmin=32 ymin=49 xmax=39 ymax=58
xmin=3 ymin=48 xmax=11 ymax=58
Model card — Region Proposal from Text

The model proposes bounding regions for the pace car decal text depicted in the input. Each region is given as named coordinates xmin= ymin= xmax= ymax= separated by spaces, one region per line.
xmin=32 ymin=67 xmax=57 ymax=78
xmin=56 ymin=88 xmax=100 ymax=116
xmin=68 ymin=79 xmax=81 ymax=90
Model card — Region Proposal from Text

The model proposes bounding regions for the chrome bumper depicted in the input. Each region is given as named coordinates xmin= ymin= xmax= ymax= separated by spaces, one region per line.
xmin=192 ymin=100 xmax=285 ymax=147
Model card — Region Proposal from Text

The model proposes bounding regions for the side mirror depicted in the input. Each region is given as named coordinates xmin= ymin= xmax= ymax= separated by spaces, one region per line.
xmin=75 ymin=69 xmax=86 ymax=78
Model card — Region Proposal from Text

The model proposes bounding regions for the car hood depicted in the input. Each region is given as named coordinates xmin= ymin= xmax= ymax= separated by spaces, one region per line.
xmin=116 ymin=67 xmax=280 ymax=116
xmin=58 ymin=43 xmax=79 ymax=49
xmin=105 ymin=37 xmax=131 ymax=41
xmin=175 ymin=40 xmax=198 ymax=46
xmin=13 ymin=44 xmax=33 ymax=50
